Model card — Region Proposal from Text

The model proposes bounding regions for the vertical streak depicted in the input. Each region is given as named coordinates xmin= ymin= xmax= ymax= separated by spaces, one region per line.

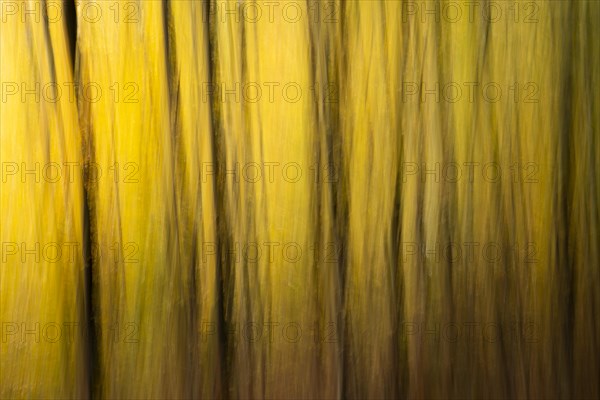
xmin=1 ymin=0 xmax=88 ymax=398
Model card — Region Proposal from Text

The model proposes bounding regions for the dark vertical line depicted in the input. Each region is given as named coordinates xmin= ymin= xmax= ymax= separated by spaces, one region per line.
xmin=337 ymin=2 xmax=350 ymax=398
xmin=79 ymin=80 xmax=98 ymax=400
xmin=82 ymin=173 xmax=97 ymax=400
xmin=562 ymin=5 xmax=575 ymax=397
xmin=64 ymin=0 xmax=77 ymax=70
xmin=205 ymin=1 xmax=229 ymax=397
xmin=238 ymin=15 xmax=257 ymax=398
xmin=65 ymin=1 xmax=96 ymax=397
xmin=306 ymin=3 xmax=325 ymax=396
xmin=162 ymin=0 xmax=173 ymax=100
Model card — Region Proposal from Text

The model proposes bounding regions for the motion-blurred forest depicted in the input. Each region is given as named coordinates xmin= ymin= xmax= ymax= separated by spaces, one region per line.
xmin=1 ymin=1 xmax=599 ymax=399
